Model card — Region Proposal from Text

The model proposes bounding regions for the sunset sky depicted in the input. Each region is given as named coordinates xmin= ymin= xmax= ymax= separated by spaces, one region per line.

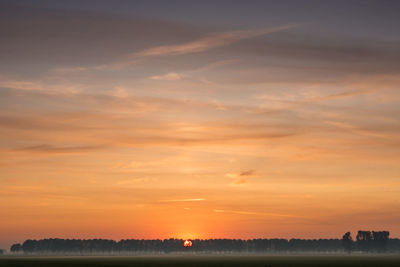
xmin=1 ymin=0 xmax=400 ymax=249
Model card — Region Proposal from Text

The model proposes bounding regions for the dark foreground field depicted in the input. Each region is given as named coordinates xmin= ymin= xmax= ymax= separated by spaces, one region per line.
xmin=1 ymin=255 xmax=400 ymax=267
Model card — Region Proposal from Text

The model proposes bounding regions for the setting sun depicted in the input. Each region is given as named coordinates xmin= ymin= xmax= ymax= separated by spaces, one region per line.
xmin=184 ymin=240 xmax=193 ymax=247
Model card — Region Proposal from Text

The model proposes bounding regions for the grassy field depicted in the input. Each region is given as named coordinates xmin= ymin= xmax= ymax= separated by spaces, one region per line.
xmin=1 ymin=255 xmax=400 ymax=267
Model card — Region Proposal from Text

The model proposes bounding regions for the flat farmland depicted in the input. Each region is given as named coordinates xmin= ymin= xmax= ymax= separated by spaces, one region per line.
xmin=1 ymin=255 xmax=400 ymax=267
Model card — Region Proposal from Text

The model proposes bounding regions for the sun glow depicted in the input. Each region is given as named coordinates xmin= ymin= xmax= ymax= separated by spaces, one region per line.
xmin=183 ymin=240 xmax=192 ymax=247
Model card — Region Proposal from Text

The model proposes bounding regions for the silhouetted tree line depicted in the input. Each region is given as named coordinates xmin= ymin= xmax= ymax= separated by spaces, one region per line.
xmin=341 ymin=231 xmax=392 ymax=253
xmin=9 ymin=231 xmax=399 ymax=254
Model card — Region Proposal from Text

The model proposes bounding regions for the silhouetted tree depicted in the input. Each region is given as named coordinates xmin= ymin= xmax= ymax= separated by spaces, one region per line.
xmin=10 ymin=243 xmax=22 ymax=253
xmin=355 ymin=230 xmax=391 ymax=253
xmin=22 ymin=240 xmax=36 ymax=254
xmin=356 ymin=231 xmax=373 ymax=253
xmin=372 ymin=231 xmax=390 ymax=252
xmin=342 ymin=232 xmax=353 ymax=253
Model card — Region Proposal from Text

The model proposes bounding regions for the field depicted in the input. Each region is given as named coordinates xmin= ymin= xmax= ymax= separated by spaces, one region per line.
xmin=1 ymin=255 xmax=400 ymax=267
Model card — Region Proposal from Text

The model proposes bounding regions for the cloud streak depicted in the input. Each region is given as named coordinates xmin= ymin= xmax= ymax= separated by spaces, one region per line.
xmin=13 ymin=144 xmax=103 ymax=154
xmin=214 ymin=209 xmax=304 ymax=218
xmin=94 ymin=24 xmax=297 ymax=70
xmin=150 ymin=72 xmax=183 ymax=81
xmin=131 ymin=25 xmax=296 ymax=58
xmin=160 ymin=198 xmax=205 ymax=203
xmin=226 ymin=170 xmax=256 ymax=185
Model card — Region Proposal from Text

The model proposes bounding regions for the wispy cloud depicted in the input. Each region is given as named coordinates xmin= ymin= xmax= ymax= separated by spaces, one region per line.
xmin=226 ymin=170 xmax=255 ymax=178
xmin=304 ymin=89 xmax=374 ymax=103
xmin=91 ymin=24 xmax=297 ymax=71
xmin=302 ymin=75 xmax=400 ymax=103
xmin=160 ymin=198 xmax=205 ymax=203
xmin=131 ymin=25 xmax=296 ymax=58
xmin=116 ymin=178 xmax=157 ymax=187
xmin=150 ymin=72 xmax=183 ymax=81
xmin=0 ymin=79 xmax=43 ymax=91
xmin=0 ymin=75 xmax=88 ymax=93
xmin=214 ymin=209 xmax=303 ymax=218
xmin=13 ymin=144 xmax=103 ymax=154
xmin=226 ymin=170 xmax=256 ymax=184
xmin=324 ymin=120 xmax=394 ymax=139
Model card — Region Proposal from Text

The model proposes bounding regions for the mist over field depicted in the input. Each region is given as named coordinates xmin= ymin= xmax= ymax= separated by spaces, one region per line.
xmin=2 ymin=255 xmax=400 ymax=267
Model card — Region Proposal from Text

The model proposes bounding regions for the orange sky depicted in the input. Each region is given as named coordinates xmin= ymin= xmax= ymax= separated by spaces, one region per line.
xmin=1 ymin=0 xmax=400 ymax=250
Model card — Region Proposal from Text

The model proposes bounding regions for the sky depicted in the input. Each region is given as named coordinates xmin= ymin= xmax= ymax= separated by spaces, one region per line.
xmin=1 ymin=0 xmax=400 ymax=249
